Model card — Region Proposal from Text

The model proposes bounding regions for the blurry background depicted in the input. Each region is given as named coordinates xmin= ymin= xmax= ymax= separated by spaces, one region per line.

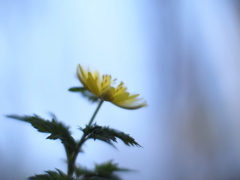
xmin=1 ymin=0 xmax=240 ymax=179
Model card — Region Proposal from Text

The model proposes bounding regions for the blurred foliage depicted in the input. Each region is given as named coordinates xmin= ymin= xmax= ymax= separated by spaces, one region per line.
xmin=28 ymin=169 xmax=74 ymax=180
xmin=75 ymin=160 xmax=130 ymax=180
xmin=82 ymin=123 xmax=141 ymax=147
xmin=6 ymin=114 xmax=77 ymax=157
xmin=28 ymin=161 xmax=130 ymax=180
xmin=69 ymin=87 xmax=99 ymax=103
xmin=7 ymin=113 xmax=140 ymax=179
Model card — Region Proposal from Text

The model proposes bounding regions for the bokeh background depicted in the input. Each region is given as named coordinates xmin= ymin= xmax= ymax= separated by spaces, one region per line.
xmin=1 ymin=0 xmax=240 ymax=180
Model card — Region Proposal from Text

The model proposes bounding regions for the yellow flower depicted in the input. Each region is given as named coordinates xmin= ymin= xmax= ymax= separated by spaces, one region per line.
xmin=76 ymin=64 xmax=147 ymax=110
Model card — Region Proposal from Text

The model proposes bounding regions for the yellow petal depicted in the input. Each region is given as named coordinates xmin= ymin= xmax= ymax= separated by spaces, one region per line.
xmin=115 ymin=82 xmax=127 ymax=95
xmin=79 ymin=65 xmax=88 ymax=80
xmin=86 ymin=72 xmax=100 ymax=96
xmin=93 ymin=70 xmax=101 ymax=91
xmin=126 ymin=94 xmax=139 ymax=100
xmin=114 ymin=100 xmax=147 ymax=110
xmin=114 ymin=94 xmax=139 ymax=103
xmin=113 ymin=92 xmax=130 ymax=102
xmin=93 ymin=70 xmax=99 ymax=79
xmin=101 ymin=75 xmax=112 ymax=90
xmin=77 ymin=65 xmax=88 ymax=88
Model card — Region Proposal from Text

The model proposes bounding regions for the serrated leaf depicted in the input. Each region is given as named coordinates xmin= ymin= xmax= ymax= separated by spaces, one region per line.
xmin=95 ymin=160 xmax=131 ymax=173
xmin=94 ymin=161 xmax=129 ymax=180
xmin=75 ymin=161 xmax=129 ymax=180
xmin=81 ymin=124 xmax=142 ymax=147
xmin=7 ymin=114 xmax=77 ymax=157
xmin=74 ymin=166 xmax=97 ymax=179
xmin=28 ymin=169 xmax=75 ymax=180
xmin=69 ymin=87 xmax=99 ymax=103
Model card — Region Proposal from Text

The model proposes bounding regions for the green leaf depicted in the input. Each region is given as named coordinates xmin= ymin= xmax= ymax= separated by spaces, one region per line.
xmin=81 ymin=124 xmax=142 ymax=147
xmin=75 ymin=161 xmax=130 ymax=180
xmin=69 ymin=87 xmax=99 ymax=103
xmin=95 ymin=160 xmax=130 ymax=173
xmin=7 ymin=114 xmax=77 ymax=157
xmin=74 ymin=166 xmax=97 ymax=179
xmin=28 ymin=169 xmax=75 ymax=180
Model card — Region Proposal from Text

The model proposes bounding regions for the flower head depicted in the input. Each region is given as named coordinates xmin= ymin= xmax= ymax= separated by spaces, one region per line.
xmin=77 ymin=64 xmax=147 ymax=110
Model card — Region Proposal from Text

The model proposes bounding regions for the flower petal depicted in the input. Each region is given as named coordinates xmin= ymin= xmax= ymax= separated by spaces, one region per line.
xmin=77 ymin=65 xmax=88 ymax=88
xmin=115 ymin=82 xmax=127 ymax=95
xmin=101 ymin=75 xmax=112 ymax=90
xmin=114 ymin=100 xmax=147 ymax=110
xmin=86 ymin=72 xmax=100 ymax=96
xmin=93 ymin=70 xmax=101 ymax=91
xmin=113 ymin=92 xmax=130 ymax=102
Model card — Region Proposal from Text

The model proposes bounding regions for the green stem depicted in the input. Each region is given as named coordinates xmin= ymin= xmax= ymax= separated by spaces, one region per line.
xmin=67 ymin=99 xmax=104 ymax=177
xmin=88 ymin=99 xmax=104 ymax=126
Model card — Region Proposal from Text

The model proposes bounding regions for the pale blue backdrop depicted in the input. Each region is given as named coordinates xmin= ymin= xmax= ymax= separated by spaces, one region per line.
xmin=1 ymin=1 xmax=240 ymax=180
